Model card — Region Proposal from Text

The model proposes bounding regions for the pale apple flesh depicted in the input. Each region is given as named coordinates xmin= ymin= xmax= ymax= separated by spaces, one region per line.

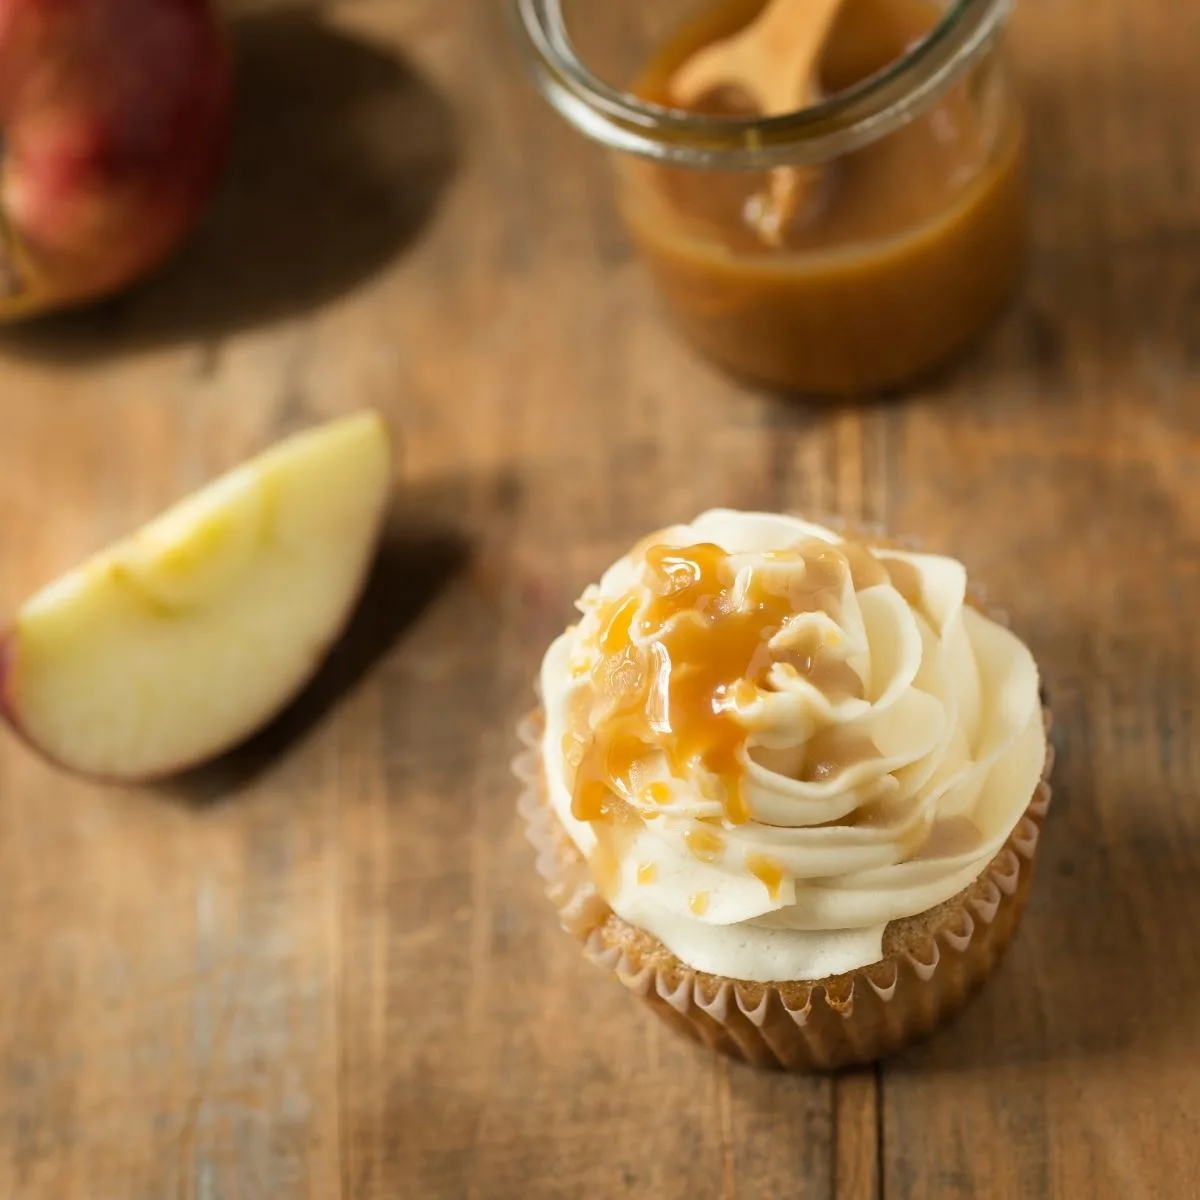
xmin=0 ymin=412 xmax=392 ymax=780
xmin=0 ymin=0 xmax=232 ymax=320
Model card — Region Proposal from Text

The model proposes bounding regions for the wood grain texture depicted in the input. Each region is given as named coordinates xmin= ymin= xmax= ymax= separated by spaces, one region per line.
xmin=0 ymin=0 xmax=1198 ymax=1196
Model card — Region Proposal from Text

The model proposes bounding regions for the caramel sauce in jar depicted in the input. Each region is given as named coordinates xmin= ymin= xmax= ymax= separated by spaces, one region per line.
xmin=615 ymin=0 xmax=1026 ymax=396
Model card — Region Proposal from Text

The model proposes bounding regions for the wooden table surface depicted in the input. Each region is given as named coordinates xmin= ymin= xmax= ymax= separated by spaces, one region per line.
xmin=2 ymin=0 xmax=1198 ymax=1196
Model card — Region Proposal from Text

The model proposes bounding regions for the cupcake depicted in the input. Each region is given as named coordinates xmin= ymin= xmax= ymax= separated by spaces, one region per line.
xmin=518 ymin=510 xmax=1051 ymax=1070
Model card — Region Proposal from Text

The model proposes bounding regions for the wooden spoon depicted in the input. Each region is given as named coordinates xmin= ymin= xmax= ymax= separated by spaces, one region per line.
xmin=671 ymin=0 xmax=845 ymax=245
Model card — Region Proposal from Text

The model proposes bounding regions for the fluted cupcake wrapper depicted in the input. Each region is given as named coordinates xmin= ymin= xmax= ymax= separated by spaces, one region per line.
xmin=515 ymin=708 xmax=1053 ymax=1071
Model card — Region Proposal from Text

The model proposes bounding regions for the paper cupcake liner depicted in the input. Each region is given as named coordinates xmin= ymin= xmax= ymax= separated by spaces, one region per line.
xmin=515 ymin=705 xmax=1052 ymax=1072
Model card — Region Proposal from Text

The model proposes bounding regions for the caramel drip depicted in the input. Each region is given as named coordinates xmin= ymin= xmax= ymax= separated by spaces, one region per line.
xmin=684 ymin=826 xmax=726 ymax=862
xmin=584 ymin=801 xmax=650 ymax=900
xmin=588 ymin=822 xmax=624 ymax=901
xmin=746 ymin=853 xmax=785 ymax=901
xmin=637 ymin=861 xmax=658 ymax=885
xmin=569 ymin=538 xmax=874 ymax=828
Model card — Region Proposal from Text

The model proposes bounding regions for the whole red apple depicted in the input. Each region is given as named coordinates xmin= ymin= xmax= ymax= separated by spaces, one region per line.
xmin=0 ymin=0 xmax=231 ymax=320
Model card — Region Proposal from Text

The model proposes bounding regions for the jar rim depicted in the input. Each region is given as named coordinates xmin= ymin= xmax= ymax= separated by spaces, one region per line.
xmin=511 ymin=0 xmax=1013 ymax=168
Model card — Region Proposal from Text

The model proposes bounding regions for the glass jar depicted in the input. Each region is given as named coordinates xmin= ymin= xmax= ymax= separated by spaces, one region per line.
xmin=512 ymin=0 xmax=1025 ymax=398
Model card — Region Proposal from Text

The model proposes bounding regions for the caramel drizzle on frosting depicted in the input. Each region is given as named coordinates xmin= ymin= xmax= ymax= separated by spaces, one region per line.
xmin=567 ymin=538 xmax=885 ymax=831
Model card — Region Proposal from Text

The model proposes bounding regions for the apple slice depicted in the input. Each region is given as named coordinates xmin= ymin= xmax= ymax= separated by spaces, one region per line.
xmin=0 ymin=411 xmax=393 ymax=780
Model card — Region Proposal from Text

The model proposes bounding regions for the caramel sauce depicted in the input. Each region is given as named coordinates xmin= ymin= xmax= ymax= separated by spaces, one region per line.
xmin=616 ymin=0 xmax=1027 ymax=395
xmin=561 ymin=535 xmax=944 ymax=911
xmin=746 ymin=853 xmax=785 ymax=901
xmin=684 ymin=826 xmax=726 ymax=863
xmin=568 ymin=539 xmax=872 ymax=828
xmin=634 ymin=0 xmax=999 ymax=256
xmin=588 ymin=822 xmax=626 ymax=900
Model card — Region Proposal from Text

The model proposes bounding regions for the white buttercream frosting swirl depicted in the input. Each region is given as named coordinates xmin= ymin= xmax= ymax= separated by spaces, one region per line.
xmin=539 ymin=510 xmax=1046 ymax=982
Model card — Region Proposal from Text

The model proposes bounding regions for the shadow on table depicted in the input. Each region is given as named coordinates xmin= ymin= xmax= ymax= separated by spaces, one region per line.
xmin=0 ymin=4 xmax=458 ymax=362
